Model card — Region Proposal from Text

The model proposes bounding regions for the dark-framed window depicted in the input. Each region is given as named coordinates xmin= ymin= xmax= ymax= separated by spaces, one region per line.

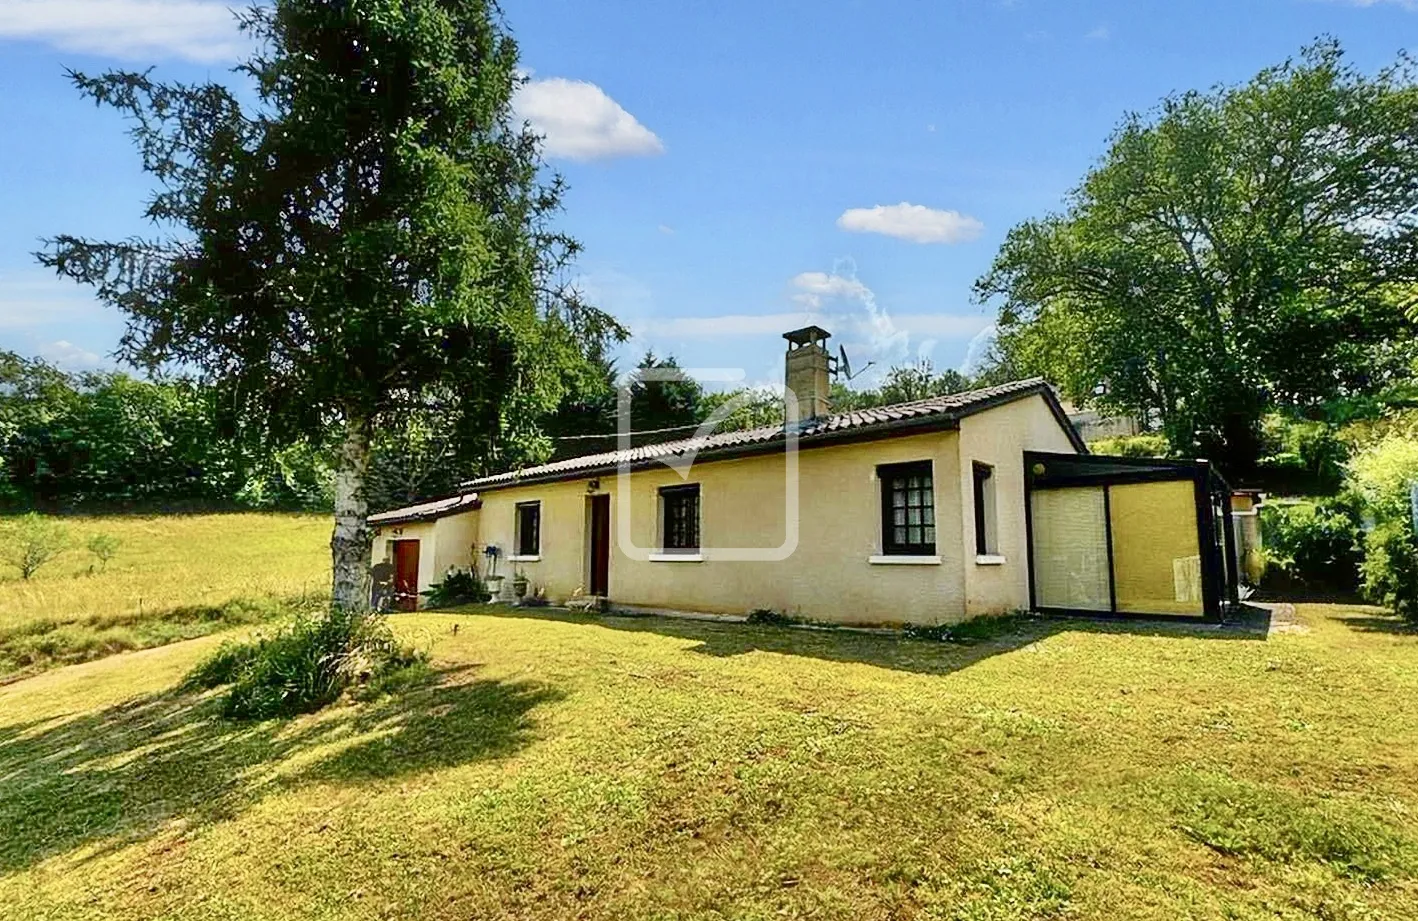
xmin=973 ymin=462 xmax=996 ymax=555
xmin=515 ymin=501 xmax=541 ymax=556
xmin=659 ymin=484 xmax=701 ymax=552
xmin=879 ymin=461 xmax=935 ymax=555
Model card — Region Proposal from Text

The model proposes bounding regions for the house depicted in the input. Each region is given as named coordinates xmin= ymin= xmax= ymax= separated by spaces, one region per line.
xmin=371 ymin=327 xmax=1238 ymax=624
xmin=1057 ymin=399 xmax=1143 ymax=442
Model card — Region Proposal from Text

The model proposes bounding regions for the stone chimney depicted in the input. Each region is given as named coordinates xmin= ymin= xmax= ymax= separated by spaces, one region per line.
xmin=783 ymin=326 xmax=833 ymax=423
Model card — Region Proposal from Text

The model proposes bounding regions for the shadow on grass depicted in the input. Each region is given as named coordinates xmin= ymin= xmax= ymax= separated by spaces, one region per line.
xmin=471 ymin=603 xmax=1270 ymax=678
xmin=1332 ymin=609 xmax=1417 ymax=636
xmin=0 ymin=666 xmax=561 ymax=873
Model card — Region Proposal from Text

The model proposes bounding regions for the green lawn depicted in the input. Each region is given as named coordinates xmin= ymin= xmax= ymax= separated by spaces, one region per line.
xmin=0 ymin=513 xmax=330 ymax=681
xmin=2 ymin=597 xmax=1417 ymax=919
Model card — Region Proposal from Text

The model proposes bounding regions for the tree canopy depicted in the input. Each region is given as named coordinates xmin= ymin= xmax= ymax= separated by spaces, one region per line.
xmin=975 ymin=39 xmax=1418 ymax=473
xmin=40 ymin=0 xmax=621 ymax=608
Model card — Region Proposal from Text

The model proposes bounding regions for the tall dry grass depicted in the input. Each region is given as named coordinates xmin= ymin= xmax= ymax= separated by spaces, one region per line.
xmin=0 ymin=513 xmax=330 ymax=680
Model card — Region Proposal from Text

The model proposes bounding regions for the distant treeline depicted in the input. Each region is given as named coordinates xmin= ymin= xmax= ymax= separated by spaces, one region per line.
xmin=0 ymin=351 xmax=333 ymax=512
xmin=0 ymin=349 xmax=994 ymax=513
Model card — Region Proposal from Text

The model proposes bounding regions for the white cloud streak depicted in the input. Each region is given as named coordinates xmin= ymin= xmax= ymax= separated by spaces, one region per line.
xmin=0 ymin=272 xmax=107 ymax=330
xmin=39 ymin=340 xmax=104 ymax=371
xmin=0 ymin=0 xmax=245 ymax=62
xmin=1328 ymin=0 xmax=1417 ymax=8
xmin=515 ymin=77 xmax=664 ymax=161
xmin=836 ymin=202 xmax=984 ymax=244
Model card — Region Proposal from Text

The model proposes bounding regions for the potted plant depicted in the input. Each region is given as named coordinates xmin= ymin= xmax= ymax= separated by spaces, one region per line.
xmin=512 ymin=566 xmax=529 ymax=599
xmin=482 ymin=545 xmax=504 ymax=601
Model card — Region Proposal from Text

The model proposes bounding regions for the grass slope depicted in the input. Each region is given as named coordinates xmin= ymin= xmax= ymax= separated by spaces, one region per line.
xmin=0 ymin=513 xmax=329 ymax=680
xmin=2 ymin=603 xmax=1416 ymax=920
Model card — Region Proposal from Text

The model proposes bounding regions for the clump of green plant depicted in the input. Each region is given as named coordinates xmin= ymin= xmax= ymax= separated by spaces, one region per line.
xmin=1361 ymin=520 xmax=1418 ymax=624
xmin=1258 ymin=500 xmax=1363 ymax=596
xmin=188 ymin=608 xmax=427 ymax=720
xmin=1347 ymin=433 xmax=1418 ymax=622
xmin=1166 ymin=771 xmax=1415 ymax=881
xmin=85 ymin=532 xmax=120 ymax=573
xmin=904 ymin=611 xmax=1032 ymax=644
xmin=745 ymin=608 xmax=797 ymax=626
xmin=0 ymin=513 xmax=70 ymax=579
xmin=421 ymin=567 xmax=489 ymax=609
xmin=1088 ymin=432 xmax=1171 ymax=458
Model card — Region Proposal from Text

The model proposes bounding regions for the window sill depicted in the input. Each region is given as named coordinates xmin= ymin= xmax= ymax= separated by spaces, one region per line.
xmin=975 ymin=554 xmax=1007 ymax=566
xmin=649 ymin=552 xmax=703 ymax=562
xmin=506 ymin=554 xmax=541 ymax=563
xmin=868 ymin=555 xmax=941 ymax=565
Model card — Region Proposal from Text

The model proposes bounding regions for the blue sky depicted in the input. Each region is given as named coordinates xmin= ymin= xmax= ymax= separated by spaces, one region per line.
xmin=0 ymin=0 xmax=1414 ymax=390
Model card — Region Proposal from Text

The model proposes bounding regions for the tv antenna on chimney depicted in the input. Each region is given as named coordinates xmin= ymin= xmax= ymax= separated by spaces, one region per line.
xmin=833 ymin=344 xmax=874 ymax=382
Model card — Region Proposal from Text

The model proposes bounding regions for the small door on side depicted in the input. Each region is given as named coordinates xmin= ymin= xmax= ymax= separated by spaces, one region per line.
xmin=392 ymin=539 xmax=420 ymax=612
xmin=589 ymin=494 xmax=611 ymax=597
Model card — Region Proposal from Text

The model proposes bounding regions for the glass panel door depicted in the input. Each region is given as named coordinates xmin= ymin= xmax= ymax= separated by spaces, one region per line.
xmin=1030 ymin=487 xmax=1111 ymax=611
xmin=1108 ymin=481 xmax=1204 ymax=616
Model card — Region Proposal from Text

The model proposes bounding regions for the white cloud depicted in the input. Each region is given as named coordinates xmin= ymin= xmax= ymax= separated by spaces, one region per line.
xmin=39 ymin=339 xmax=104 ymax=371
xmin=960 ymin=325 xmax=999 ymax=375
xmin=892 ymin=313 xmax=995 ymax=340
xmin=1328 ymin=0 xmax=1417 ymax=7
xmin=1085 ymin=25 xmax=1111 ymax=40
xmin=0 ymin=271 xmax=107 ymax=330
xmin=836 ymin=203 xmax=985 ymax=245
xmin=515 ymin=77 xmax=664 ymax=161
xmin=789 ymin=263 xmax=909 ymax=376
xmin=0 ymin=0 xmax=245 ymax=63
xmin=790 ymin=271 xmax=872 ymax=308
xmin=657 ymin=224 xmax=676 ymax=236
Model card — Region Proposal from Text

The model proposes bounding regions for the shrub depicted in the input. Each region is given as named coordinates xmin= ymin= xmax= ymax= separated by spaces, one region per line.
xmin=0 ymin=513 xmax=70 ymax=579
xmin=421 ymin=567 xmax=489 ymax=609
xmin=1256 ymin=416 xmax=1350 ymax=495
xmin=1258 ymin=500 xmax=1363 ymax=596
xmin=189 ymin=608 xmax=427 ymax=720
xmin=1347 ymin=432 xmax=1418 ymax=522
xmin=1089 ymin=433 xmax=1171 ymax=458
xmin=1347 ymin=433 xmax=1418 ymax=621
xmin=1361 ymin=520 xmax=1418 ymax=624
xmin=85 ymin=532 xmax=121 ymax=573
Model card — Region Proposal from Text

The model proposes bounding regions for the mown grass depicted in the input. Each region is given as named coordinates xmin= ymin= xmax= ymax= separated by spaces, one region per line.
xmin=2 ymin=595 xmax=1417 ymax=920
xmin=0 ymin=513 xmax=329 ymax=680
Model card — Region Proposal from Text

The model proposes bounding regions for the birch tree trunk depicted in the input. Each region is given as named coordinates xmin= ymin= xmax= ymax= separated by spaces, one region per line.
xmin=331 ymin=413 xmax=374 ymax=612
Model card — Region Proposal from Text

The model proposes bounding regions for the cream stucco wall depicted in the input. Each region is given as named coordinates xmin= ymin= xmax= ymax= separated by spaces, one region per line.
xmin=370 ymin=520 xmax=440 ymax=601
xmin=956 ymin=395 xmax=1081 ymax=617
xmin=370 ymin=393 xmax=1079 ymax=623
xmin=470 ymin=429 xmax=966 ymax=624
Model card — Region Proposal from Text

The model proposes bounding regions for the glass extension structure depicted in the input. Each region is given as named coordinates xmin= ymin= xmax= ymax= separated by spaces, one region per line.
xmin=1025 ymin=452 xmax=1239 ymax=622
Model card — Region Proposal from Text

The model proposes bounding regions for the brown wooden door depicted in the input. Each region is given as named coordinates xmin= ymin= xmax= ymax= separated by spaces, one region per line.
xmin=392 ymin=540 xmax=420 ymax=612
xmin=589 ymin=495 xmax=610 ymax=596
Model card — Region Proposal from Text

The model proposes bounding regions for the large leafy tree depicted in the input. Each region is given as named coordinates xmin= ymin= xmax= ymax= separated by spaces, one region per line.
xmin=975 ymin=40 xmax=1418 ymax=471
xmin=40 ymin=0 xmax=620 ymax=609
